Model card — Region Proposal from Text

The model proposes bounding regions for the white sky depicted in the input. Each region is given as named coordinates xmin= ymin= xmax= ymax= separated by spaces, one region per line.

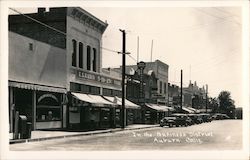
xmin=8 ymin=6 xmax=243 ymax=107
xmin=85 ymin=7 xmax=242 ymax=107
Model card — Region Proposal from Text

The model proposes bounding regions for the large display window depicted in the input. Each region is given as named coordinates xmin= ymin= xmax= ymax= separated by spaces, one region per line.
xmin=36 ymin=105 xmax=61 ymax=122
xmin=36 ymin=91 xmax=62 ymax=129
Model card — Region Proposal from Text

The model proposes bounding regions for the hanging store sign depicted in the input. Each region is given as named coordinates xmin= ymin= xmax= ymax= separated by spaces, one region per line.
xmin=77 ymin=70 xmax=121 ymax=87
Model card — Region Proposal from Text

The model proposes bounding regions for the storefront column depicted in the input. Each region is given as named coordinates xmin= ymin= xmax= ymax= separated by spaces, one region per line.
xmin=9 ymin=87 xmax=14 ymax=133
xmin=32 ymin=90 xmax=36 ymax=130
xmin=62 ymin=94 xmax=67 ymax=129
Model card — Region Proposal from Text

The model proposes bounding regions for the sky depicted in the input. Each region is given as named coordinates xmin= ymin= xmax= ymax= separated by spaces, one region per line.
xmin=8 ymin=6 xmax=243 ymax=107
xmin=84 ymin=7 xmax=242 ymax=107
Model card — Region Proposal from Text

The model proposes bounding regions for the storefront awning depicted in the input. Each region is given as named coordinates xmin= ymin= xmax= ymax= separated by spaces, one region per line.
xmin=145 ymin=103 xmax=168 ymax=112
xmin=187 ymin=107 xmax=200 ymax=113
xmin=9 ymin=81 xmax=67 ymax=93
xmin=182 ymin=107 xmax=195 ymax=113
xmin=157 ymin=104 xmax=175 ymax=112
xmin=103 ymin=96 xmax=140 ymax=109
xmin=72 ymin=92 xmax=114 ymax=106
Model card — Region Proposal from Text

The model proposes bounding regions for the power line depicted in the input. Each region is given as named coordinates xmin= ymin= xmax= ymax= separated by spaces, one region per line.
xmin=194 ymin=8 xmax=241 ymax=26
xmin=127 ymin=54 xmax=137 ymax=62
xmin=190 ymin=48 xmax=240 ymax=69
xmin=212 ymin=8 xmax=241 ymax=19
xmin=10 ymin=8 xmax=137 ymax=63
xmin=102 ymin=47 xmax=118 ymax=53
xmin=9 ymin=8 xmax=67 ymax=36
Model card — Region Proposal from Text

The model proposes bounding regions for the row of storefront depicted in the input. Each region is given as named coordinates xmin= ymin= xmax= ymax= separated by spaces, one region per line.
xmin=9 ymin=83 xmax=175 ymax=132
xmin=8 ymin=7 xmax=175 ymax=136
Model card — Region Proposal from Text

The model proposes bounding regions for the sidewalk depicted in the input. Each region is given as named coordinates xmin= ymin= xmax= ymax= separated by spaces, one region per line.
xmin=9 ymin=124 xmax=159 ymax=144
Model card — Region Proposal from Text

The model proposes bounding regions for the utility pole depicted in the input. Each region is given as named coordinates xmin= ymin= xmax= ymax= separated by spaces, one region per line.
xmin=206 ymin=84 xmax=208 ymax=113
xmin=119 ymin=29 xmax=129 ymax=129
xmin=180 ymin=70 xmax=183 ymax=110
xmin=150 ymin=40 xmax=153 ymax=62
xmin=137 ymin=36 xmax=139 ymax=63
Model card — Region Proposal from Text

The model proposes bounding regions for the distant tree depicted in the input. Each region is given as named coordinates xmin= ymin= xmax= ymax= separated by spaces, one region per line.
xmin=209 ymin=97 xmax=219 ymax=113
xmin=218 ymin=91 xmax=235 ymax=118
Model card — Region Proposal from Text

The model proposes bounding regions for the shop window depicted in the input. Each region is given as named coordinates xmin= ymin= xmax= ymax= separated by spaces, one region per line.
xmin=70 ymin=82 xmax=75 ymax=91
xmin=36 ymin=106 xmax=61 ymax=122
xmin=92 ymin=48 xmax=97 ymax=72
xmin=72 ymin=39 xmax=77 ymax=67
xmin=82 ymin=84 xmax=90 ymax=94
xmin=70 ymin=83 xmax=81 ymax=92
xmin=103 ymin=88 xmax=112 ymax=96
xmin=90 ymin=86 xmax=100 ymax=95
xmin=36 ymin=92 xmax=61 ymax=122
xmin=79 ymin=42 xmax=83 ymax=68
xmin=87 ymin=45 xmax=91 ymax=70
xmin=113 ymin=90 xmax=122 ymax=97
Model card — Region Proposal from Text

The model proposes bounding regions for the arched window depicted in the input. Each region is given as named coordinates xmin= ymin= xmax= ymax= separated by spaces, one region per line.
xmin=72 ymin=39 xmax=77 ymax=67
xmin=87 ymin=45 xmax=91 ymax=70
xmin=92 ymin=48 xmax=97 ymax=72
xmin=79 ymin=42 xmax=83 ymax=68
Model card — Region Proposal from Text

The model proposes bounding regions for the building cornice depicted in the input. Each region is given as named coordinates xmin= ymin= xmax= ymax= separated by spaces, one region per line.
xmin=68 ymin=7 xmax=108 ymax=34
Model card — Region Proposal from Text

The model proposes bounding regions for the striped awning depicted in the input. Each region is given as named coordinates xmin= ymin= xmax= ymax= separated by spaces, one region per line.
xmin=145 ymin=103 xmax=168 ymax=112
xmin=157 ymin=104 xmax=175 ymax=112
xmin=182 ymin=107 xmax=195 ymax=113
xmin=9 ymin=81 xmax=67 ymax=93
xmin=103 ymin=96 xmax=140 ymax=109
xmin=72 ymin=92 xmax=114 ymax=107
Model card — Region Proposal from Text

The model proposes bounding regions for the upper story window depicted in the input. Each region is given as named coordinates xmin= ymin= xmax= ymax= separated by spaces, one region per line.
xmin=159 ymin=81 xmax=162 ymax=94
xmin=164 ymin=82 xmax=167 ymax=94
xmin=72 ymin=39 xmax=77 ymax=67
xmin=87 ymin=45 xmax=91 ymax=71
xmin=78 ymin=42 xmax=83 ymax=69
xmin=92 ymin=48 xmax=96 ymax=72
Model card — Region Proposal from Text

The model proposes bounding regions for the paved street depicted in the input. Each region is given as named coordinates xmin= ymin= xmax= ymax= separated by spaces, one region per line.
xmin=10 ymin=120 xmax=242 ymax=151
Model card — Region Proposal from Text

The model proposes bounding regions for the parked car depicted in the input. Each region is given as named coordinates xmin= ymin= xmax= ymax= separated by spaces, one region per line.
xmin=199 ymin=113 xmax=212 ymax=122
xmin=187 ymin=114 xmax=202 ymax=124
xmin=171 ymin=113 xmax=191 ymax=127
xmin=212 ymin=113 xmax=230 ymax=120
xmin=160 ymin=113 xmax=193 ymax=127
xmin=160 ymin=117 xmax=176 ymax=127
xmin=186 ymin=116 xmax=193 ymax=126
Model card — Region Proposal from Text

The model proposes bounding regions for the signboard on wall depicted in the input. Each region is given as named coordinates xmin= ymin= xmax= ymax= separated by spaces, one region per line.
xmin=76 ymin=70 xmax=121 ymax=87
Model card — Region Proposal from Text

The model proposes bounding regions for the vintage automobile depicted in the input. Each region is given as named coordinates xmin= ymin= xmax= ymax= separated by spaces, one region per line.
xmin=171 ymin=113 xmax=191 ymax=127
xmin=187 ymin=114 xmax=203 ymax=124
xmin=199 ymin=113 xmax=212 ymax=122
xmin=160 ymin=113 xmax=193 ymax=127
xmin=212 ymin=113 xmax=230 ymax=120
xmin=160 ymin=117 xmax=176 ymax=127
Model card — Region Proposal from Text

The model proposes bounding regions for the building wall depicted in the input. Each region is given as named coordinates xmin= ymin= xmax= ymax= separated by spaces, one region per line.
xmin=9 ymin=8 xmax=67 ymax=49
xmin=9 ymin=32 xmax=67 ymax=88
xmin=124 ymin=60 xmax=169 ymax=105
xmin=66 ymin=7 xmax=108 ymax=91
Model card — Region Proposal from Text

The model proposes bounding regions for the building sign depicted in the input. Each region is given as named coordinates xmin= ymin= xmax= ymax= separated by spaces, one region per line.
xmin=37 ymin=92 xmax=61 ymax=106
xmin=77 ymin=70 xmax=121 ymax=87
xmin=38 ymin=94 xmax=59 ymax=103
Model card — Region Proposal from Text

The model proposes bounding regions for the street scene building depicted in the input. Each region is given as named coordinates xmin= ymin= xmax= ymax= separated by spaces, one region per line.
xmin=8 ymin=7 xmax=140 ymax=134
xmin=6 ymin=6 xmax=243 ymax=156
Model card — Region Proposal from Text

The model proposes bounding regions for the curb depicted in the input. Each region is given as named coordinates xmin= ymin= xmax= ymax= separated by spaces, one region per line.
xmin=10 ymin=125 xmax=159 ymax=144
